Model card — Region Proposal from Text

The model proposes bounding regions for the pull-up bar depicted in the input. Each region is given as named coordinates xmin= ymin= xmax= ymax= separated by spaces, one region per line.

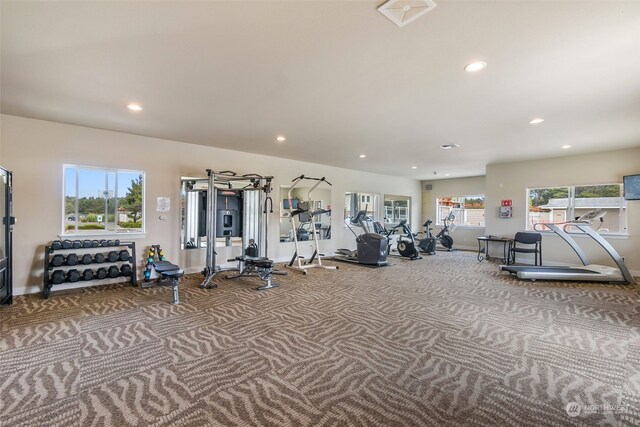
xmin=206 ymin=169 xmax=274 ymax=182
xmin=285 ymin=173 xmax=337 ymax=274
xmin=291 ymin=175 xmax=332 ymax=186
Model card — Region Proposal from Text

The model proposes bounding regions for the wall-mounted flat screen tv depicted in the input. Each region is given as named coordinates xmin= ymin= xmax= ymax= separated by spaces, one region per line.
xmin=623 ymin=174 xmax=640 ymax=200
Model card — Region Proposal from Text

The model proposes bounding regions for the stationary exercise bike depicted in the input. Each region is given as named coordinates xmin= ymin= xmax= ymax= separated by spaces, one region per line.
xmin=416 ymin=219 xmax=437 ymax=255
xmin=435 ymin=212 xmax=455 ymax=251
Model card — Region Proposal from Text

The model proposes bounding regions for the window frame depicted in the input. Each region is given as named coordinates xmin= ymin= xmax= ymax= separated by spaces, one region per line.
xmin=525 ymin=183 xmax=627 ymax=236
xmin=435 ymin=194 xmax=485 ymax=228
xmin=383 ymin=195 xmax=411 ymax=227
xmin=61 ymin=164 xmax=146 ymax=237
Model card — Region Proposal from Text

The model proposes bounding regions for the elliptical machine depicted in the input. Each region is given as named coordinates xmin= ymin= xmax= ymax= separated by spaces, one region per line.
xmin=334 ymin=210 xmax=388 ymax=266
xmin=377 ymin=219 xmax=421 ymax=260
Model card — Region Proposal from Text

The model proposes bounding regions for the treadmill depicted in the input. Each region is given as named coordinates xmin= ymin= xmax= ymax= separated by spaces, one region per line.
xmin=500 ymin=210 xmax=635 ymax=284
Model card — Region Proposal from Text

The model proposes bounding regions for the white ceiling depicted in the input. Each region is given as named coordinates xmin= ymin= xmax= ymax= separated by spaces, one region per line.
xmin=2 ymin=1 xmax=640 ymax=179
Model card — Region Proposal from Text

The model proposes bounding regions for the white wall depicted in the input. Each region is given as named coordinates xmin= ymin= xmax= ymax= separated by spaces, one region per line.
xmin=485 ymin=148 xmax=640 ymax=271
xmin=1 ymin=114 xmax=422 ymax=295
xmin=421 ymin=176 xmax=486 ymax=250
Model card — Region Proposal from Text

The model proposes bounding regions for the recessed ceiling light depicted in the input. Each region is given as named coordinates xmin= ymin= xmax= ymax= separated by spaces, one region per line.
xmin=445 ymin=173 xmax=450 ymax=177
xmin=126 ymin=103 xmax=143 ymax=111
xmin=411 ymin=166 xmax=417 ymax=169
xmin=440 ymin=144 xmax=460 ymax=150
xmin=464 ymin=61 xmax=487 ymax=72
xmin=359 ymin=154 xmax=366 ymax=158
xmin=561 ymin=145 xmax=572 ymax=149
xmin=529 ymin=118 xmax=544 ymax=124
xmin=276 ymin=136 xmax=286 ymax=142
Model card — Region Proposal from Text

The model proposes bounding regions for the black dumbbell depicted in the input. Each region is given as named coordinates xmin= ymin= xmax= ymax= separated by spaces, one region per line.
xmin=100 ymin=240 xmax=109 ymax=247
xmin=114 ymin=239 xmax=121 ymax=246
xmin=81 ymin=254 xmax=93 ymax=265
xmin=50 ymin=254 xmax=65 ymax=267
xmin=62 ymin=240 xmax=73 ymax=249
xmin=67 ymin=269 xmax=80 ymax=282
xmin=107 ymin=251 xmax=118 ymax=262
xmin=72 ymin=240 xmax=82 ymax=249
xmin=108 ymin=265 xmax=120 ymax=278
xmin=94 ymin=253 xmax=105 ymax=263
xmin=91 ymin=240 xmax=100 ymax=248
xmin=66 ymin=253 xmax=78 ymax=266
xmin=82 ymin=240 xmax=92 ymax=248
xmin=119 ymin=250 xmax=130 ymax=261
xmin=96 ymin=267 xmax=107 ymax=279
xmin=82 ymin=268 xmax=94 ymax=281
xmin=120 ymin=264 xmax=133 ymax=277
xmin=50 ymin=270 xmax=65 ymax=284
xmin=51 ymin=241 xmax=63 ymax=250
xmin=107 ymin=240 xmax=114 ymax=246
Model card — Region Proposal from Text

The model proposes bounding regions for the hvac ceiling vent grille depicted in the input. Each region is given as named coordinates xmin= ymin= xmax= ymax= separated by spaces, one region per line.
xmin=378 ymin=0 xmax=437 ymax=27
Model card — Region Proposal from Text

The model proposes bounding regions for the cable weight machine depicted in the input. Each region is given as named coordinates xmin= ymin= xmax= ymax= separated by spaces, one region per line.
xmin=200 ymin=170 xmax=285 ymax=290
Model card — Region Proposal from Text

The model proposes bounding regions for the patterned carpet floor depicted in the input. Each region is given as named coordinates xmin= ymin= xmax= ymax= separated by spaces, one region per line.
xmin=1 ymin=250 xmax=640 ymax=426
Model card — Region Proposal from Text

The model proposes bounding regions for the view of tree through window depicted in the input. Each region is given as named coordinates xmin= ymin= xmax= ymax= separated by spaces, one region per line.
xmin=527 ymin=184 xmax=626 ymax=233
xmin=63 ymin=165 xmax=145 ymax=234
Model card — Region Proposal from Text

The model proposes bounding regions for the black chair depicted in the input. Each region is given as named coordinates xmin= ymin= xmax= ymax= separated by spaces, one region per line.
xmin=508 ymin=232 xmax=542 ymax=265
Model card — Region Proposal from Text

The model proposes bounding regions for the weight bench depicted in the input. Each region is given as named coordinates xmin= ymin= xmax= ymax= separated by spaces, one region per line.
xmin=146 ymin=260 xmax=184 ymax=304
xmin=226 ymin=256 xmax=284 ymax=290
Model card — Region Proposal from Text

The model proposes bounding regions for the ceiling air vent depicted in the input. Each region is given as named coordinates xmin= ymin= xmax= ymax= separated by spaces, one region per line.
xmin=378 ymin=0 xmax=437 ymax=28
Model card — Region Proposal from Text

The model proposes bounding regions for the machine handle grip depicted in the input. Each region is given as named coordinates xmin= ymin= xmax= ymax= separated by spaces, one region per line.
xmin=264 ymin=196 xmax=273 ymax=214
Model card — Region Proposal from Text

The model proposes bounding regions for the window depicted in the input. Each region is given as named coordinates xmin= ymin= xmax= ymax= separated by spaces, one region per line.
xmin=526 ymin=184 xmax=626 ymax=233
xmin=384 ymin=195 xmax=411 ymax=226
xmin=436 ymin=195 xmax=485 ymax=227
xmin=63 ymin=165 xmax=145 ymax=235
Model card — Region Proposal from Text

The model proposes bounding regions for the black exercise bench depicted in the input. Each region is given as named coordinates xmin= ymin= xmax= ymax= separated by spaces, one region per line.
xmin=145 ymin=260 xmax=184 ymax=304
xmin=226 ymin=256 xmax=284 ymax=290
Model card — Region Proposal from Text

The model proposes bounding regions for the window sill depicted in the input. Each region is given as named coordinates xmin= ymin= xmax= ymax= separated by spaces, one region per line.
xmin=59 ymin=232 xmax=147 ymax=239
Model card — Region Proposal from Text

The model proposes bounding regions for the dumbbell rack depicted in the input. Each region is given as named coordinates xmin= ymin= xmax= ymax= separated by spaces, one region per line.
xmin=43 ymin=241 xmax=137 ymax=299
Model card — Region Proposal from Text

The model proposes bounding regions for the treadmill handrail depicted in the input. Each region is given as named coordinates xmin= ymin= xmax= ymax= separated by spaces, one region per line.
xmin=532 ymin=221 xmax=634 ymax=284
xmin=573 ymin=224 xmax=635 ymax=284
xmin=536 ymin=223 xmax=590 ymax=266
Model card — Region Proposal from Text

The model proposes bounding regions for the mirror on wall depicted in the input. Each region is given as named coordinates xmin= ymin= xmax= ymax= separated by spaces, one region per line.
xmin=279 ymin=185 xmax=332 ymax=242
xmin=181 ymin=178 xmax=208 ymax=249
xmin=383 ymin=195 xmax=411 ymax=226
xmin=343 ymin=192 xmax=379 ymax=228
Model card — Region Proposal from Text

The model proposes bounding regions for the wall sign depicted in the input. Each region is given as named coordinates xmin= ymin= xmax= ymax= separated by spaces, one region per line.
xmin=499 ymin=206 xmax=512 ymax=218
xmin=156 ymin=197 xmax=170 ymax=212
